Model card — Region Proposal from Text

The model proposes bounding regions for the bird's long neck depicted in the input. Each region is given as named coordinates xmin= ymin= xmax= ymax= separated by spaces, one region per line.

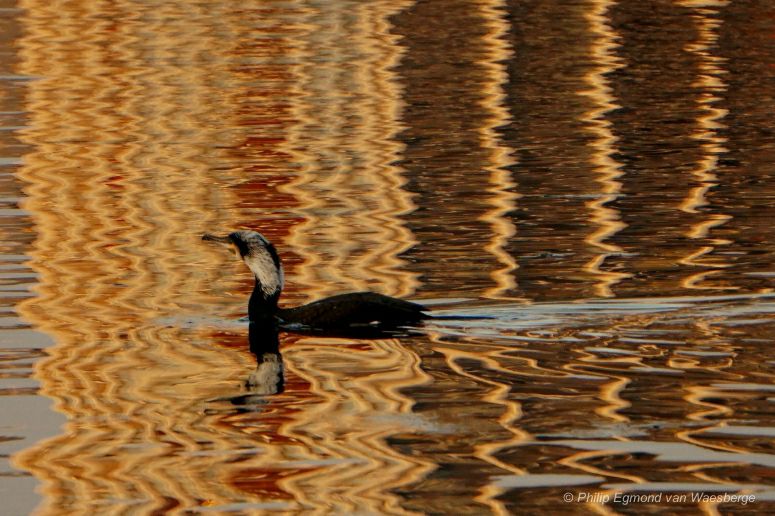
xmin=248 ymin=277 xmax=280 ymax=321
xmin=242 ymin=248 xmax=284 ymax=322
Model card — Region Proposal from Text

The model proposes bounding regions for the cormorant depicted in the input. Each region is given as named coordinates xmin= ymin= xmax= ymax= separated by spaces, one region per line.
xmin=203 ymin=230 xmax=429 ymax=334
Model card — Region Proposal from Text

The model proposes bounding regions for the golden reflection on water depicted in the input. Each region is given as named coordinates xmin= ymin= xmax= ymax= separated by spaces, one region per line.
xmin=677 ymin=0 xmax=734 ymax=293
xmin=280 ymin=0 xmax=420 ymax=302
xmin=429 ymin=336 xmax=529 ymax=515
xmin=4 ymin=0 xmax=775 ymax=513
xmin=392 ymin=0 xmax=525 ymax=298
xmin=580 ymin=0 xmax=630 ymax=298
xmin=476 ymin=0 xmax=520 ymax=301
xmin=11 ymin=0 xmax=435 ymax=513
xmin=275 ymin=337 xmax=434 ymax=513
xmin=13 ymin=0 xmax=257 ymax=512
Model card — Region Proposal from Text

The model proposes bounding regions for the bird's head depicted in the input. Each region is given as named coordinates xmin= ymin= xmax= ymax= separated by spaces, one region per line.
xmin=203 ymin=230 xmax=285 ymax=300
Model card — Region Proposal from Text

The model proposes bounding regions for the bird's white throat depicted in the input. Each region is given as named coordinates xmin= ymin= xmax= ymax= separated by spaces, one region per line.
xmin=244 ymin=251 xmax=284 ymax=298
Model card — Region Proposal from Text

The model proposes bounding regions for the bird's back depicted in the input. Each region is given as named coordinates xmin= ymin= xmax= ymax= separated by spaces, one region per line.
xmin=277 ymin=291 xmax=428 ymax=330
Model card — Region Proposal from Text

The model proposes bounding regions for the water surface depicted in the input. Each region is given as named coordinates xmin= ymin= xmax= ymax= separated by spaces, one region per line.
xmin=2 ymin=0 xmax=775 ymax=514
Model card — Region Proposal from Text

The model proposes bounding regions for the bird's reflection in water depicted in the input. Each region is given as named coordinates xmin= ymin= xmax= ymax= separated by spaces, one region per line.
xmin=222 ymin=318 xmax=420 ymax=412
xmin=221 ymin=321 xmax=284 ymax=412
xmin=245 ymin=320 xmax=284 ymax=395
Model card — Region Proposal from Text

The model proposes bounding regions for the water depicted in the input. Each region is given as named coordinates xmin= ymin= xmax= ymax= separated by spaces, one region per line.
xmin=2 ymin=0 xmax=775 ymax=513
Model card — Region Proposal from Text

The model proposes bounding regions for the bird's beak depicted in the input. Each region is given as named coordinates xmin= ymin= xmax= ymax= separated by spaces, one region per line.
xmin=203 ymin=233 xmax=243 ymax=259
xmin=202 ymin=233 xmax=231 ymax=245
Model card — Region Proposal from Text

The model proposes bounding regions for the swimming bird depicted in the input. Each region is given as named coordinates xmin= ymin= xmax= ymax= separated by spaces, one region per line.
xmin=203 ymin=230 xmax=429 ymax=334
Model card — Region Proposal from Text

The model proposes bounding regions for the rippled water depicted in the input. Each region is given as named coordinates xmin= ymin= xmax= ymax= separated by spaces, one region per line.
xmin=2 ymin=0 xmax=775 ymax=514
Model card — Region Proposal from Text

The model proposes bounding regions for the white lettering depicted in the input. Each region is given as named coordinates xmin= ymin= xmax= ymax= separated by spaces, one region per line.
xmin=691 ymin=493 xmax=755 ymax=506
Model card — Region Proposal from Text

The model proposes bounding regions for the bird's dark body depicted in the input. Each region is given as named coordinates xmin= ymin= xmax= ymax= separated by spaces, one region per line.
xmin=277 ymin=291 xmax=428 ymax=330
